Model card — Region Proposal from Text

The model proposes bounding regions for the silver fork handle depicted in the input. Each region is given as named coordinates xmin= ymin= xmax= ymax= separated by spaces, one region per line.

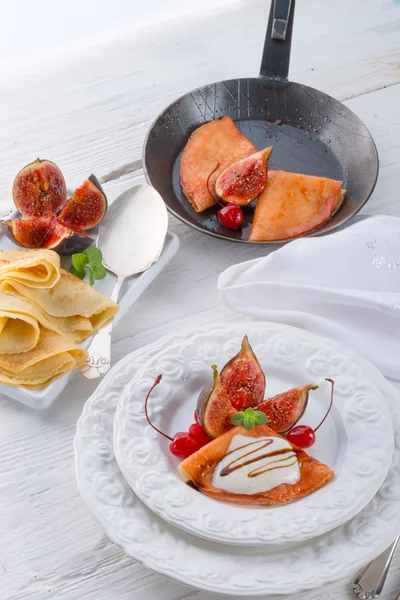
xmin=352 ymin=536 xmax=399 ymax=599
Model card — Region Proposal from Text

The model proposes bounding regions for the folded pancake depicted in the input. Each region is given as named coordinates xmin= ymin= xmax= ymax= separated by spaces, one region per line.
xmin=0 ymin=327 xmax=87 ymax=389
xmin=180 ymin=116 xmax=256 ymax=212
xmin=179 ymin=425 xmax=334 ymax=506
xmin=0 ymin=249 xmax=60 ymax=288
xmin=249 ymin=170 xmax=345 ymax=242
xmin=1 ymin=268 xmax=119 ymax=342
xmin=0 ymin=291 xmax=72 ymax=353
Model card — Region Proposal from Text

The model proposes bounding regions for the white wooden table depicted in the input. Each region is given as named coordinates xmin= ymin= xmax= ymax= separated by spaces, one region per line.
xmin=0 ymin=1 xmax=400 ymax=599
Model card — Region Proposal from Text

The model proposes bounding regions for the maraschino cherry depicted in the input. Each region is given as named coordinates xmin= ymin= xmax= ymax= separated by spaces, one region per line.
xmin=207 ymin=163 xmax=244 ymax=230
xmin=287 ymin=379 xmax=334 ymax=449
xmin=144 ymin=375 xmax=212 ymax=459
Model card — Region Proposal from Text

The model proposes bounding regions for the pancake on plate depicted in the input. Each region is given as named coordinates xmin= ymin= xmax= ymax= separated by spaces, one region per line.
xmin=179 ymin=424 xmax=334 ymax=506
xmin=180 ymin=116 xmax=256 ymax=212
xmin=250 ymin=170 xmax=345 ymax=242
xmin=0 ymin=327 xmax=87 ymax=389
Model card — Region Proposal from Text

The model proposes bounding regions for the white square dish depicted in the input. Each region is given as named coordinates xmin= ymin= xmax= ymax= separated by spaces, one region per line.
xmin=0 ymin=222 xmax=179 ymax=409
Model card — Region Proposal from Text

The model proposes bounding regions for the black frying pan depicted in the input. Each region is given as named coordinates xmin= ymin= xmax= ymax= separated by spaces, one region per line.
xmin=143 ymin=0 xmax=378 ymax=244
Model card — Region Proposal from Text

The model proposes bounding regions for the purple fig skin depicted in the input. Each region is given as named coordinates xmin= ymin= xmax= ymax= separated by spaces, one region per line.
xmin=196 ymin=383 xmax=211 ymax=425
xmin=45 ymin=231 xmax=94 ymax=255
xmin=1 ymin=220 xmax=27 ymax=248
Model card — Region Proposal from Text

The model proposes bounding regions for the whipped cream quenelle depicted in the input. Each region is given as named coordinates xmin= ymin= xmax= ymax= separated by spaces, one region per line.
xmin=212 ymin=434 xmax=300 ymax=495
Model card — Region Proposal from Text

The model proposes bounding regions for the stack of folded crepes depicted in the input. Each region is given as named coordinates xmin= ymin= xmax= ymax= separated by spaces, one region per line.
xmin=0 ymin=249 xmax=119 ymax=389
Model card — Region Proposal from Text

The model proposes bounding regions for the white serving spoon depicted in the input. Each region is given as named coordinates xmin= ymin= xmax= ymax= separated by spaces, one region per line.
xmin=82 ymin=184 xmax=168 ymax=379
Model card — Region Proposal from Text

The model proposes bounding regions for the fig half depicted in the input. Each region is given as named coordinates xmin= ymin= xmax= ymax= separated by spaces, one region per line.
xmin=197 ymin=365 xmax=236 ymax=439
xmin=220 ymin=335 xmax=266 ymax=410
xmin=58 ymin=175 xmax=107 ymax=231
xmin=13 ymin=158 xmax=67 ymax=218
xmin=43 ymin=222 xmax=93 ymax=255
xmin=1 ymin=218 xmax=93 ymax=255
xmin=215 ymin=147 xmax=272 ymax=206
xmin=2 ymin=218 xmax=52 ymax=248
xmin=257 ymin=384 xmax=319 ymax=433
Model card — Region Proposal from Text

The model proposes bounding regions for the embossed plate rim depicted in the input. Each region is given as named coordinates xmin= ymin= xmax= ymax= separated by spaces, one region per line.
xmin=113 ymin=322 xmax=394 ymax=546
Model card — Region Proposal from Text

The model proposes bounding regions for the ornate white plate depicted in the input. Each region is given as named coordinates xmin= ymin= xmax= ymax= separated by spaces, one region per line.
xmin=113 ymin=323 xmax=393 ymax=546
xmin=74 ymin=329 xmax=400 ymax=597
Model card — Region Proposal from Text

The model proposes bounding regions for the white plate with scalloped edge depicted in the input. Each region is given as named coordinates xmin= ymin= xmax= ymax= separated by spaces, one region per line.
xmin=113 ymin=322 xmax=394 ymax=546
xmin=75 ymin=326 xmax=400 ymax=597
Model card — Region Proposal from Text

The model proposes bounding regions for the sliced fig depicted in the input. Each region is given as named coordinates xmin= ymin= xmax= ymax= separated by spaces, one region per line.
xmin=215 ymin=147 xmax=272 ymax=206
xmin=197 ymin=365 xmax=236 ymax=439
xmin=1 ymin=218 xmax=52 ymax=248
xmin=13 ymin=158 xmax=67 ymax=218
xmin=257 ymin=384 xmax=318 ymax=433
xmin=58 ymin=175 xmax=107 ymax=231
xmin=43 ymin=222 xmax=93 ymax=255
xmin=220 ymin=335 xmax=265 ymax=410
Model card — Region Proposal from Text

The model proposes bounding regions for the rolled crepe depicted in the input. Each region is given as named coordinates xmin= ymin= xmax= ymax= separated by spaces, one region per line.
xmin=1 ymin=268 xmax=119 ymax=342
xmin=0 ymin=249 xmax=60 ymax=288
xmin=0 ymin=327 xmax=88 ymax=389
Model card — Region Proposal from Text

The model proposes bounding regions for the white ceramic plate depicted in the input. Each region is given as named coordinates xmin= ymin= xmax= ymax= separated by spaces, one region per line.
xmin=0 ymin=206 xmax=179 ymax=409
xmin=75 ymin=328 xmax=400 ymax=597
xmin=113 ymin=323 xmax=393 ymax=546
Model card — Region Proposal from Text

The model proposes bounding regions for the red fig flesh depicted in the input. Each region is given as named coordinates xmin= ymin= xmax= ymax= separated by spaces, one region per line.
xmin=220 ymin=335 xmax=265 ymax=410
xmin=1 ymin=218 xmax=51 ymax=248
xmin=58 ymin=175 xmax=107 ymax=231
xmin=197 ymin=366 xmax=236 ymax=439
xmin=13 ymin=159 xmax=67 ymax=218
xmin=1 ymin=218 xmax=93 ymax=255
xmin=215 ymin=147 xmax=272 ymax=206
xmin=257 ymin=384 xmax=318 ymax=433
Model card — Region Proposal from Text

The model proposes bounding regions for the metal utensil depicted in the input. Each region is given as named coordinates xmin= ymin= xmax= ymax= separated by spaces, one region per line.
xmin=143 ymin=0 xmax=378 ymax=244
xmin=82 ymin=184 xmax=168 ymax=379
xmin=352 ymin=536 xmax=399 ymax=599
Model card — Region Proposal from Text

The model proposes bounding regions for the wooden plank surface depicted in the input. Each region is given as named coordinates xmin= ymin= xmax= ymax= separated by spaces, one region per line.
xmin=0 ymin=0 xmax=400 ymax=598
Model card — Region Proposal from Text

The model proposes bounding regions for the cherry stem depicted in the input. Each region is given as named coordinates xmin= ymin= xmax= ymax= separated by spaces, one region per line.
xmin=206 ymin=162 xmax=224 ymax=207
xmin=144 ymin=374 xmax=174 ymax=442
xmin=314 ymin=378 xmax=334 ymax=433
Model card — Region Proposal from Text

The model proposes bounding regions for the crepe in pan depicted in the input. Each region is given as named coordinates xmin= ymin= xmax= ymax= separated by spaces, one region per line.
xmin=249 ymin=170 xmax=345 ymax=242
xmin=180 ymin=116 xmax=257 ymax=212
xmin=1 ymin=268 xmax=119 ymax=342
xmin=0 ymin=249 xmax=60 ymax=288
xmin=179 ymin=424 xmax=334 ymax=506
xmin=0 ymin=327 xmax=87 ymax=389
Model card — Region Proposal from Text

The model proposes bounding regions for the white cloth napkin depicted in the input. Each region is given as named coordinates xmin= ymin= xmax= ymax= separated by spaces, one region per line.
xmin=218 ymin=215 xmax=400 ymax=380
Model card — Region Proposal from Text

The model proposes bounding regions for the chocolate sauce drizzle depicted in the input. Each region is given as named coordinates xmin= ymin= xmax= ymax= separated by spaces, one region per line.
xmin=220 ymin=438 xmax=296 ymax=478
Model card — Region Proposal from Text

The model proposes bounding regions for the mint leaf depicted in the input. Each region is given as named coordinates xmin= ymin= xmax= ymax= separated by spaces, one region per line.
xmin=69 ymin=264 xmax=85 ymax=280
xmin=71 ymin=253 xmax=88 ymax=272
xmin=243 ymin=407 xmax=255 ymax=430
xmin=70 ymin=247 xmax=105 ymax=286
xmin=231 ymin=412 xmax=244 ymax=426
xmin=93 ymin=264 xmax=106 ymax=281
xmin=83 ymin=247 xmax=103 ymax=269
xmin=254 ymin=411 xmax=268 ymax=426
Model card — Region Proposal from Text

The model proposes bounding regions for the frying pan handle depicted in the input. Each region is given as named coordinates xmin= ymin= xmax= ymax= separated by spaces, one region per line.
xmin=260 ymin=0 xmax=295 ymax=80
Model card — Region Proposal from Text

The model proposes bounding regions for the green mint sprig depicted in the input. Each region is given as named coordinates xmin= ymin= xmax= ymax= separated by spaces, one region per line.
xmin=69 ymin=248 xmax=106 ymax=286
xmin=231 ymin=407 xmax=268 ymax=430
